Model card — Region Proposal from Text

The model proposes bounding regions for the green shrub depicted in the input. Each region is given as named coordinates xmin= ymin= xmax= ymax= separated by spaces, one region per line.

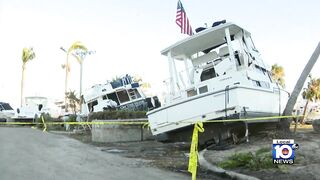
xmin=219 ymin=152 xmax=253 ymax=169
xmin=218 ymin=147 xmax=275 ymax=170
xmin=66 ymin=114 xmax=77 ymax=130
xmin=67 ymin=114 xmax=77 ymax=122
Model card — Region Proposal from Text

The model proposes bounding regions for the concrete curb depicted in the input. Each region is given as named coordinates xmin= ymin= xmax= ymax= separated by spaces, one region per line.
xmin=312 ymin=119 xmax=320 ymax=133
xmin=199 ymin=149 xmax=260 ymax=180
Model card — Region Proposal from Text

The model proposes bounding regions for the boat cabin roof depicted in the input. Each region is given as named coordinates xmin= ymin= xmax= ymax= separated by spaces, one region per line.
xmin=161 ymin=22 xmax=249 ymax=58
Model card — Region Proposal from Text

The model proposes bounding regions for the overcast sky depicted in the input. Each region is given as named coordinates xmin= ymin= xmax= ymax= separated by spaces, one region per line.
xmin=0 ymin=0 xmax=320 ymax=108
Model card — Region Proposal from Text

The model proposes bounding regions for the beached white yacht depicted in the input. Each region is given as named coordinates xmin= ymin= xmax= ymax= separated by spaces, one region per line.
xmin=147 ymin=21 xmax=289 ymax=142
xmin=13 ymin=96 xmax=62 ymax=121
xmin=81 ymin=74 xmax=160 ymax=115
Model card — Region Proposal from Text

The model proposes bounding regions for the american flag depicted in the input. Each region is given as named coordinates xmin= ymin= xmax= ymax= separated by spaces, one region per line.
xmin=176 ymin=0 xmax=193 ymax=36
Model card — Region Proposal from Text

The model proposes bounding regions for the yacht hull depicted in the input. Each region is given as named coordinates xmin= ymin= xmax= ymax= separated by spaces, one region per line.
xmin=153 ymin=112 xmax=279 ymax=145
xmin=147 ymin=86 xmax=289 ymax=143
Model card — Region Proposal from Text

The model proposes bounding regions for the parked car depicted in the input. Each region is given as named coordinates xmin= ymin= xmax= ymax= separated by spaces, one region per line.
xmin=0 ymin=102 xmax=15 ymax=122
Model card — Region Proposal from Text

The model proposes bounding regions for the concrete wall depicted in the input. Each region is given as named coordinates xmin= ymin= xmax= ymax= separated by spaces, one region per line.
xmin=92 ymin=119 xmax=154 ymax=143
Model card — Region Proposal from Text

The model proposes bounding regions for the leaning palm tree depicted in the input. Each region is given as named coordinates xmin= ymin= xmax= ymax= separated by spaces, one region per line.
xmin=279 ymin=42 xmax=320 ymax=132
xmin=20 ymin=47 xmax=36 ymax=106
xmin=271 ymin=64 xmax=285 ymax=88
xmin=301 ymin=77 xmax=320 ymax=124
xmin=63 ymin=41 xmax=87 ymax=112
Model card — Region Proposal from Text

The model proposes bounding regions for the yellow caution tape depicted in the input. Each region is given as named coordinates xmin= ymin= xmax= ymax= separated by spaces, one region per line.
xmin=142 ymin=122 xmax=150 ymax=129
xmin=41 ymin=115 xmax=47 ymax=132
xmin=188 ymin=121 xmax=204 ymax=180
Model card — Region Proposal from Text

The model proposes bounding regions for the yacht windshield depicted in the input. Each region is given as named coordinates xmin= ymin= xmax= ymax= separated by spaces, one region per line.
xmin=200 ymin=67 xmax=216 ymax=82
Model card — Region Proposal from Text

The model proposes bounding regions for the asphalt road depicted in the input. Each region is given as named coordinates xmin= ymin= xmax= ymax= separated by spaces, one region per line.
xmin=0 ymin=127 xmax=189 ymax=180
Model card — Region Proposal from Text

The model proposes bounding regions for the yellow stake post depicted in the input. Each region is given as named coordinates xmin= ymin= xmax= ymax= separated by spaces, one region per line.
xmin=188 ymin=121 xmax=204 ymax=180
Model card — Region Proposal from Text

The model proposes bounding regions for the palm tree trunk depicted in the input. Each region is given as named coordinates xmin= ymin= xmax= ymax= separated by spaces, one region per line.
xmin=279 ymin=42 xmax=320 ymax=131
xmin=64 ymin=55 xmax=69 ymax=112
xmin=20 ymin=63 xmax=26 ymax=107
xmin=301 ymin=100 xmax=309 ymax=124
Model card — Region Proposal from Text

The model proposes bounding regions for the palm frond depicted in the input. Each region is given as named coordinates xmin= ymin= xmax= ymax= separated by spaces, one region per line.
xmin=22 ymin=47 xmax=36 ymax=64
xmin=271 ymin=64 xmax=285 ymax=87
xmin=68 ymin=41 xmax=88 ymax=53
xmin=302 ymin=77 xmax=320 ymax=101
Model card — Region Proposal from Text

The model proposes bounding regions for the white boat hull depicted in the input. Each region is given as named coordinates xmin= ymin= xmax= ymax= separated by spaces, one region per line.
xmin=147 ymin=85 xmax=289 ymax=136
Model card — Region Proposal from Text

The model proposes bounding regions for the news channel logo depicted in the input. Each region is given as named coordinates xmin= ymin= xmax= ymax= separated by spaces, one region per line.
xmin=272 ymin=139 xmax=299 ymax=164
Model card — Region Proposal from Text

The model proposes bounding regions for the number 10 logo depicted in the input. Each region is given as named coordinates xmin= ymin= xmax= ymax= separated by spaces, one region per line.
xmin=274 ymin=144 xmax=293 ymax=159
xmin=272 ymin=139 xmax=296 ymax=164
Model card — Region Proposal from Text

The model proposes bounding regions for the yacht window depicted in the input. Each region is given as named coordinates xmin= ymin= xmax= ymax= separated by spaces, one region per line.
xmin=116 ymin=90 xmax=130 ymax=103
xmin=255 ymin=65 xmax=265 ymax=75
xmin=87 ymin=100 xmax=98 ymax=112
xmin=260 ymin=81 xmax=270 ymax=88
xmin=199 ymin=86 xmax=208 ymax=94
xmin=252 ymin=80 xmax=261 ymax=87
xmin=0 ymin=105 xmax=4 ymax=111
xmin=200 ymin=67 xmax=216 ymax=82
xmin=252 ymin=80 xmax=270 ymax=89
xmin=107 ymin=92 xmax=120 ymax=105
xmin=267 ymin=71 xmax=273 ymax=83
xmin=128 ymin=89 xmax=141 ymax=100
xmin=248 ymin=36 xmax=259 ymax=52
xmin=128 ymin=89 xmax=136 ymax=100
xmin=234 ymin=51 xmax=241 ymax=66
xmin=187 ymin=89 xmax=197 ymax=97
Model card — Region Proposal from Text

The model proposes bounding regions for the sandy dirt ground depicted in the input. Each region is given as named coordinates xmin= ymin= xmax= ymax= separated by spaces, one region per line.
xmin=63 ymin=124 xmax=320 ymax=180
xmin=64 ymin=130 xmax=224 ymax=180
